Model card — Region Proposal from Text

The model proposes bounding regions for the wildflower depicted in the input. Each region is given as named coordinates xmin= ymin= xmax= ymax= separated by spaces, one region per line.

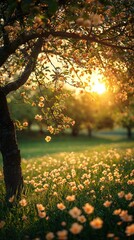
xmin=126 ymin=148 xmax=132 ymax=156
xmin=46 ymin=232 xmax=55 ymax=240
xmin=66 ymin=195 xmax=75 ymax=202
xmin=118 ymin=191 xmax=125 ymax=198
xmin=125 ymin=192 xmax=133 ymax=201
xmin=39 ymin=96 xmax=45 ymax=102
xmin=127 ymin=179 xmax=134 ymax=185
xmin=38 ymin=211 xmax=46 ymax=218
xmin=107 ymin=233 xmax=115 ymax=238
xmin=69 ymin=207 xmax=82 ymax=218
xmin=38 ymin=102 xmax=44 ymax=107
xmin=19 ymin=198 xmax=27 ymax=207
xmin=47 ymin=126 xmax=54 ymax=134
xmin=77 ymin=215 xmax=87 ymax=223
xmin=83 ymin=179 xmax=90 ymax=185
xmin=53 ymin=192 xmax=58 ymax=196
xmin=103 ymin=200 xmax=112 ymax=207
xmin=0 ymin=221 xmax=5 ymax=229
xmin=78 ymin=184 xmax=84 ymax=190
xmin=71 ymin=186 xmax=77 ymax=191
xmin=9 ymin=195 xmax=15 ymax=203
xmin=71 ymin=120 xmax=75 ymax=126
xmin=61 ymin=221 xmax=66 ymax=226
xmin=129 ymin=201 xmax=134 ymax=207
xmin=57 ymin=203 xmax=66 ymax=210
xmin=35 ymin=114 xmax=43 ymax=121
xmin=23 ymin=121 xmax=28 ymax=127
xmin=113 ymin=209 xmax=121 ymax=215
xmin=83 ymin=203 xmax=94 ymax=214
xmin=70 ymin=222 xmax=83 ymax=234
xmin=121 ymin=214 xmax=133 ymax=222
xmin=119 ymin=210 xmax=133 ymax=222
xmin=90 ymin=217 xmax=103 ymax=229
xmin=57 ymin=230 xmax=68 ymax=240
xmin=43 ymin=184 xmax=49 ymax=190
xmin=36 ymin=204 xmax=45 ymax=211
xmin=45 ymin=136 xmax=51 ymax=142
xmin=125 ymin=223 xmax=134 ymax=236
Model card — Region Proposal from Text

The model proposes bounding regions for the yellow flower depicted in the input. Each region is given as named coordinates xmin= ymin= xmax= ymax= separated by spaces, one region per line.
xmin=83 ymin=203 xmax=94 ymax=214
xmin=125 ymin=192 xmax=133 ymax=201
xmin=113 ymin=209 xmax=121 ymax=215
xmin=36 ymin=204 xmax=45 ymax=211
xmin=35 ymin=114 xmax=43 ymax=121
xmin=125 ymin=223 xmax=134 ymax=236
xmin=39 ymin=96 xmax=45 ymax=102
xmin=90 ymin=217 xmax=103 ymax=229
xmin=8 ymin=195 xmax=15 ymax=203
xmin=77 ymin=215 xmax=87 ymax=223
xmin=19 ymin=198 xmax=27 ymax=207
xmin=118 ymin=191 xmax=125 ymax=198
xmin=119 ymin=210 xmax=133 ymax=222
xmin=45 ymin=136 xmax=51 ymax=142
xmin=69 ymin=207 xmax=82 ymax=218
xmin=70 ymin=222 xmax=83 ymax=234
xmin=66 ymin=195 xmax=75 ymax=202
xmin=129 ymin=201 xmax=134 ymax=207
xmin=57 ymin=203 xmax=66 ymax=210
xmin=46 ymin=232 xmax=55 ymax=240
xmin=47 ymin=126 xmax=54 ymax=134
xmin=107 ymin=233 xmax=115 ymax=238
xmin=103 ymin=200 xmax=112 ymax=207
xmin=38 ymin=211 xmax=46 ymax=218
xmin=57 ymin=230 xmax=68 ymax=240
xmin=23 ymin=121 xmax=28 ymax=127
xmin=38 ymin=102 xmax=44 ymax=107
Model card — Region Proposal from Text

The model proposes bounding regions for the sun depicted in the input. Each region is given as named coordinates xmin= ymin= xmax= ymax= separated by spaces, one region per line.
xmin=91 ymin=80 xmax=106 ymax=94
xmin=90 ymin=71 xmax=106 ymax=94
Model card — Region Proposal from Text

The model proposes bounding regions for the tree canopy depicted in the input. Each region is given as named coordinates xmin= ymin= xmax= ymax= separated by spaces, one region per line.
xmin=0 ymin=0 xmax=133 ymax=133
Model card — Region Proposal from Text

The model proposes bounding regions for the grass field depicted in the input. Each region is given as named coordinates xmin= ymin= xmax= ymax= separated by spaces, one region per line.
xmin=0 ymin=131 xmax=134 ymax=240
xmin=16 ymin=129 xmax=134 ymax=158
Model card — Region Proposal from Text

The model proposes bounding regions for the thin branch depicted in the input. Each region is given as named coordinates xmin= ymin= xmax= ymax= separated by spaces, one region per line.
xmin=0 ymin=29 xmax=133 ymax=67
xmin=2 ymin=38 xmax=43 ymax=95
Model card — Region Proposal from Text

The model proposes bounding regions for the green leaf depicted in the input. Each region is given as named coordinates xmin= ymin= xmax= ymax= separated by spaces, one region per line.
xmin=7 ymin=0 xmax=17 ymax=17
xmin=46 ymin=0 xmax=58 ymax=15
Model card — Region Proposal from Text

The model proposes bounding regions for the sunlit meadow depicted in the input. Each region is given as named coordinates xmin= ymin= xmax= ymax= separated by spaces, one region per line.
xmin=0 ymin=145 xmax=134 ymax=240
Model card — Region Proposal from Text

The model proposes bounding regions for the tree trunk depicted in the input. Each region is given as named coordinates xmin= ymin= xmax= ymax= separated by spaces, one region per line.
xmin=87 ymin=127 xmax=92 ymax=137
xmin=126 ymin=126 xmax=132 ymax=139
xmin=0 ymin=90 xmax=23 ymax=201
xmin=72 ymin=126 xmax=79 ymax=136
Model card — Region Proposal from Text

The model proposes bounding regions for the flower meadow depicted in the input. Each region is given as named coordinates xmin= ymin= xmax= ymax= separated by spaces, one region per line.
xmin=0 ymin=148 xmax=134 ymax=240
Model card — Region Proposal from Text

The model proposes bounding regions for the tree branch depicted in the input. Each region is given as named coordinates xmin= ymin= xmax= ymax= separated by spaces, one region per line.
xmin=0 ymin=29 xmax=133 ymax=67
xmin=2 ymin=38 xmax=43 ymax=95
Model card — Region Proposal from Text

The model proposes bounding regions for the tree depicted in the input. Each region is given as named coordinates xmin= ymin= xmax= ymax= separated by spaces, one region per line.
xmin=0 ymin=0 xmax=133 ymax=200
xmin=114 ymin=94 xmax=134 ymax=138
xmin=8 ymin=91 xmax=38 ymax=131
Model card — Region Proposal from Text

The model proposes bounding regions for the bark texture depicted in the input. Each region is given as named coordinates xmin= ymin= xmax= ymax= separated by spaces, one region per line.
xmin=126 ymin=126 xmax=132 ymax=139
xmin=0 ymin=89 xmax=23 ymax=201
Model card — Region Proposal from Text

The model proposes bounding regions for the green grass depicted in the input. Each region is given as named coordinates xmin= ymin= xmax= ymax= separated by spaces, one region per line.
xmin=18 ymin=130 xmax=134 ymax=159
xmin=0 ymin=132 xmax=134 ymax=240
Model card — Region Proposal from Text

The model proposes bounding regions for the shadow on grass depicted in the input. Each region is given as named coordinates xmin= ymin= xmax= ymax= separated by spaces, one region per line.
xmin=17 ymin=131 xmax=134 ymax=159
xmin=0 ymin=131 xmax=134 ymax=164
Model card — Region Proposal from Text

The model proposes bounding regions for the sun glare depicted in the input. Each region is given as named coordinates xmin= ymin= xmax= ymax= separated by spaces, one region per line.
xmin=91 ymin=80 xmax=106 ymax=94
xmin=90 ymin=71 xmax=106 ymax=94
